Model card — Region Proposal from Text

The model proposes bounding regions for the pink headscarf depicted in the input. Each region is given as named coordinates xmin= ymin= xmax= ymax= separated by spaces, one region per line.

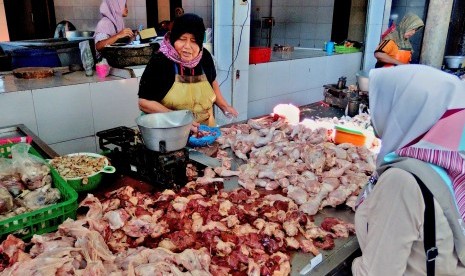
xmin=159 ymin=34 xmax=203 ymax=69
xmin=94 ymin=0 xmax=126 ymax=36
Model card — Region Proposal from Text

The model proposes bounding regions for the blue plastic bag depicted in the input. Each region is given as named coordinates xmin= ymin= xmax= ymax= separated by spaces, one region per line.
xmin=188 ymin=125 xmax=221 ymax=147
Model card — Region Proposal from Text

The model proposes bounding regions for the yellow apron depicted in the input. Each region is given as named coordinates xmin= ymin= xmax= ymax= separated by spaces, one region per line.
xmin=161 ymin=64 xmax=216 ymax=126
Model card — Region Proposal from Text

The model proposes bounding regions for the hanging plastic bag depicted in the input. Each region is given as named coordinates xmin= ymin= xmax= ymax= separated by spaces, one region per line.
xmin=10 ymin=143 xmax=51 ymax=190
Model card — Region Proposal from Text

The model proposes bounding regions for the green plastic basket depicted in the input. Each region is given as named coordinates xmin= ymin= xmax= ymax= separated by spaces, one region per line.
xmin=0 ymin=143 xmax=78 ymax=240
xmin=335 ymin=45 xmax=360 ymax=54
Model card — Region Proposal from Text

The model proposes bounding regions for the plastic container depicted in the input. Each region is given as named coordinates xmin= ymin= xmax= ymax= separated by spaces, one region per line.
xmin=96 ymin=63 xmax=110 ymax=78
xmin=325 ymin=41 xmax=335 ymax=54
xmin=10 ymin=48 xmax=61 ymax=69
xmin=51 ymin=152 xmax=116 ymax=193
xmin=0 ymin=142 xmax=78 ymax=240
xmin=335 ymin=45 xmax=360 ymax=54
xmin=249 ymin=47 xmax=272 ymax=64
xmin=188 ymin=125 xmax=221 ymax=147
xmin=334 ymin=126 xmax=366 ymax=146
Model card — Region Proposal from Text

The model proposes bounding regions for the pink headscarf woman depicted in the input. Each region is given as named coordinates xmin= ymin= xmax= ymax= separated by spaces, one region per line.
xmin=94 ymin=0 xmax=134 ymax=58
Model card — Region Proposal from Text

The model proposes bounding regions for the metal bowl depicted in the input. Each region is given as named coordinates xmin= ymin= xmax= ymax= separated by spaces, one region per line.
xmin=65 ymin=31 xmax=95 ymax=40
xmin=356 ymin=70 xmax=370 ymax=92
xmin=136 ymin=110 xmax=194 ymax=152
xmin=444 ymin=55 xmax=465 ymax=69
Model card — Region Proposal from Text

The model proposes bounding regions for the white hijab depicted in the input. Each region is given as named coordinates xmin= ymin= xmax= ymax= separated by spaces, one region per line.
xmin=369 ymin=64 xmax=465 ymax=166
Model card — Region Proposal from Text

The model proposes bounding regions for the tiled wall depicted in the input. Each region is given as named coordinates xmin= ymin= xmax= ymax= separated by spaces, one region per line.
xmin=251 ymin=0 xmax=335 ymax=49
xmin=53 ymin=0 xmax=212 ymax=32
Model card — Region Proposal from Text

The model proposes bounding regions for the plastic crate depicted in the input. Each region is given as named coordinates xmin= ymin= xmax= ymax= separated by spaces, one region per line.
xmin=335 ymin=45 xmax=360 ymax=54
xmin=249 ymin=47 xmax=272 ymax=64
xmin=0 ymin=143 xmax=78 ymax=240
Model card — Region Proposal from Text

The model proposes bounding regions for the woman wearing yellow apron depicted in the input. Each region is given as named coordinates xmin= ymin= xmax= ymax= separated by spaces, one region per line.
xmin=374 ymin=13 xmax=424 ymax=68
xmin=138 ymin=13 xmax=238 ymax=127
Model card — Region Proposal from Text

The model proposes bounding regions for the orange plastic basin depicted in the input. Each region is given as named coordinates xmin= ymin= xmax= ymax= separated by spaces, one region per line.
xmin=334 ymin=126 xmax=366 ymax=146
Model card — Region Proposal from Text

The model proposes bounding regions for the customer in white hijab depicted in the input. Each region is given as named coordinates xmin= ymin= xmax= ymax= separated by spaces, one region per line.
xmin=352 ymin=65 xmax=465 ymax=275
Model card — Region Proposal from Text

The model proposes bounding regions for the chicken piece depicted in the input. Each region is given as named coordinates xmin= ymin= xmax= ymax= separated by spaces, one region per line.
xmin=286 ymin=185 xmax=308 ymax=205
xmin=285 ymin=237 xmax=300 ymax=249
xmin=214 ymin=236 xmax=236 ymax=256
xmin=214 ymin=167 xmax=240 ymax=177
xmin=218 ymin=200 xmax=233 ymax=216
xmin=233 ymin=223 xmax=258 ymax=235
xmin=79 ymin=194 xmax=104 ymax=220
xmin=320 ymin=183 xmax=358 ymax=208
xmin=302 ymin=146 xmax=326 ymax=174
xmin=283 ymin=220 xmax=299 ymax=237
xmin=172 ymin=196 xmax=190 ymax=213
xmin=201 ymin=221 xmax=228 ymax=232
xmin=238 ymin=179 xmax=255 ymax=190
xmin=104 ymin=209 xmax=130 ymax=230
xmin=221 ymin=215 xmax=240 ymax=228
xmin=75 ymin=230 xmax=115 ymax=263
xmin=247 ymin=258 xmax=261 ymax=276
xmin=296 ymin=235 xmax=319 ymax=256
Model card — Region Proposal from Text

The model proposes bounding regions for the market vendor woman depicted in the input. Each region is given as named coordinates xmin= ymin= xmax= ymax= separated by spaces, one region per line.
xmin=138 ymin=13 xmax=238 ymax=126
xmin=374 ymin=13 xmax=424 ymax=68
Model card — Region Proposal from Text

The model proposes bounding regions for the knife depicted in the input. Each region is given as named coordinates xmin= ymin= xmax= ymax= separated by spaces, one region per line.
xmin=187 ymin=148 xmax=221 ymax=168
xmin=300 ymin=253 xmax=323 ymax=275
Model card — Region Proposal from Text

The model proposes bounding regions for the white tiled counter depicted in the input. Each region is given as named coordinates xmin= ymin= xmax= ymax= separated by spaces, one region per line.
xmin=0 ymin=71 xmax=140 ymax=155
xmin=248 ymin=51 xmax=362 ymax=118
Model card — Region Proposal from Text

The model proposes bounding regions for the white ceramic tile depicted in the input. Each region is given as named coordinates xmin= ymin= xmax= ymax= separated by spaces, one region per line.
xmin=288 ymin=59 xmax=311 ymax=93
xmin=285 ymin=23 xmax=301 ymax=38
xmin=247 ymin=99 xmax=269 ymax=118
xmin=217 ymin=70 xmax=232 ymax=100
xmin=215 ymin=1 xmax=233 ymax=26
xmin=232 ymin=71 xmax=249 ymax=113
xmin=367 ymin=0 xmax=385 ymax=26
xmin=315 ymin=23 xmax=332 ymax=40
xmin=33 ymin=84 xmax=94 ymax=144
xmin=308 ymin=56 xmax=328 ymax=87
xmin=234 ymin=0 xmax=251 ymax=27
xmin=90 ymin=79 xmax=140 ymax=132
xmin=49 ymin=136 xmax=97 ymax=155
xmin=308 ymin=86 xmax=324 ymax=103
xmin=215 ymin=25 xmax=233 ymax=71
xmin=233 ymin=25 xmax=251 ymax=71
xmin=248 ymin=63 xmax=269 ymax=101
xmin=0 ymin=91 xmax=38 ymax=135
xmin=182 ymin=0 xmax=194 ymax=8
xmin=266 ymin=61 xmax=291 ymax=98
xmin=302 ymin=7 xmax=317 ymax=24
xmin=317 ymin=7 xmax=333 ymax=24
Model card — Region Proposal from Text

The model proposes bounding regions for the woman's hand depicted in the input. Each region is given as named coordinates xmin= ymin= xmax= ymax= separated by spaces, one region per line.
xmin=190 ymin=121 xmax=200 ymax=133
xmin=222 ymin=105 xmax=238 ymax=118
xmin=117 ymin=28 xmax=134 ymax=39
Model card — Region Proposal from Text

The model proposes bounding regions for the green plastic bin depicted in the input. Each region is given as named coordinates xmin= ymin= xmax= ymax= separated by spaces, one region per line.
xmin=0 ymin=143 xmax=78 ymax=240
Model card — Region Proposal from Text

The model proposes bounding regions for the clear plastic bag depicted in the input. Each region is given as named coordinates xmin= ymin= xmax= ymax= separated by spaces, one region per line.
xmin=0 ymin=185 xmax=13 ymax=214
xmin=0 ymin=158 xmax=25 ymax=196
xmin=79 ymin=40 xmax=94 ymax=76
xmin=10 ymin=143 xmax=51 ymax=190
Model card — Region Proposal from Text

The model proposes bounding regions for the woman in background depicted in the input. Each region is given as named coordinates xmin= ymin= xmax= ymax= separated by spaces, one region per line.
xmin=94 ymin=0 xmax=134 ymax=59
xmin=374 ymin=13 xmax=424 ymax=68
